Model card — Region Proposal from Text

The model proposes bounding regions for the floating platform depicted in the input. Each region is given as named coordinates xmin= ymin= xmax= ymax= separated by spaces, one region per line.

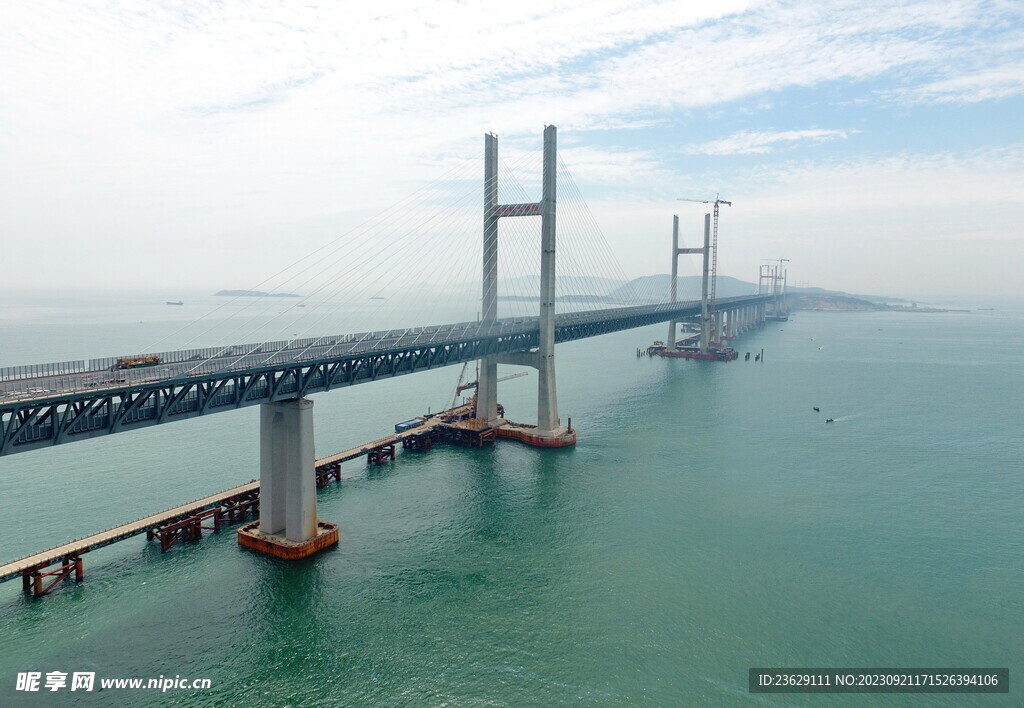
xmin=658 ymin=346 xmax=738 ymax=361
xmin=237 ymin=521 xmax=339 ymax=560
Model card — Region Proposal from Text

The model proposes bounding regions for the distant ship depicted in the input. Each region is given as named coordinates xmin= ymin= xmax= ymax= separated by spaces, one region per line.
xmin=370 ymin=296 xmax=385 ymax=300
xmin=166 ymin=300 xmax=184 ymax=306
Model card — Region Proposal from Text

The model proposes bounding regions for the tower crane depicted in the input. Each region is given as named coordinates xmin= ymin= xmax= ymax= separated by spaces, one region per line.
xmin=677 ymin=194 xmax=731 ymax=344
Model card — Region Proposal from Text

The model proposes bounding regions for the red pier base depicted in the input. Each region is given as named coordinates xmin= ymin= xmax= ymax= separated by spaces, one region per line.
xmin=496 ymin=421 xmax=577 ymax=448
xmin=237 ymin=521 xmax=339 ymax=560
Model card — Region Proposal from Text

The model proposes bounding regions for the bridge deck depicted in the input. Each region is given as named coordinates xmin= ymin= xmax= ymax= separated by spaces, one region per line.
xmin=0 ymin=295 xmax=770 ymax=457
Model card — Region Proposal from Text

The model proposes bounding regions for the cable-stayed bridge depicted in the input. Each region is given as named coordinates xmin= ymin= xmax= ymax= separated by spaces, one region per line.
xmin=1 ymin=125 xmax=774 ymax=575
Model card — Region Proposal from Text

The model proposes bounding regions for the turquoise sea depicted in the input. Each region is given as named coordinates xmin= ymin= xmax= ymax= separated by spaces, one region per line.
xmin=0 ymin=293 xmax=1021 ymax=706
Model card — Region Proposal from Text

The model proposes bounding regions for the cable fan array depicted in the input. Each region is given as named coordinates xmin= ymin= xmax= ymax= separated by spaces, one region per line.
xmin=132 ymin=137 xmax=699 ymax=374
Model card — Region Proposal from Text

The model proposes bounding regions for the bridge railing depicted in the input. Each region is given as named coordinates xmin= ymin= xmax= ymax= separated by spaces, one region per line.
xmin=0 ymin=360 xmax=87 ymax=382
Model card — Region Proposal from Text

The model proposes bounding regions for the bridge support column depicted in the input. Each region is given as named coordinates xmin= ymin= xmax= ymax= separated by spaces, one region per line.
xmin=477 ymin=133 xmax=500 ymax=424
xmin=239 ymin=398 xmax=338 ymax=559
xmin=699 ymin=213 xmax=712 ymax=353
xmin=666 ymin=215 xmax=680 ymax=349
xmin=536 ymin=125 xmax=568 ymax=442
xmin=532 ymin=123 xmax=573 ymax=442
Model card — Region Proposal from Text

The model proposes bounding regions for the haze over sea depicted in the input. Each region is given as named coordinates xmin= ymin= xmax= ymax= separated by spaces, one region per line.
xmin=0 ymin=291 xmax=1021 ymax=706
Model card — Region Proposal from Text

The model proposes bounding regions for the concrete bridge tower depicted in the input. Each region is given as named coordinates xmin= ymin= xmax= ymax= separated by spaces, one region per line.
xmin=666 ymin=214 xmax=708 ymax=350
xmin=477 ymin=126 xmax=574 ymax=446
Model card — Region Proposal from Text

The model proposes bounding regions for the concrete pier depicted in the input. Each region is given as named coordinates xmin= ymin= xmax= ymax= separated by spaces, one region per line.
xmin=239 ymin=398 xmax=338 ymax=559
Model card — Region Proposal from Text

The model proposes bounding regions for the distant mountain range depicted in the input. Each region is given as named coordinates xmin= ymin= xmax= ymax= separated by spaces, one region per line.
xmin=609 ymin=274 xmax=756 ymax=301
xmin=608 ymin=274 xmax=905 ymax=308
xmin=213 ymin=277 xmax=905 ymax=309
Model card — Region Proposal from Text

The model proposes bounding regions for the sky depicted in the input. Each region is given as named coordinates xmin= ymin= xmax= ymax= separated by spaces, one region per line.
xmin=1 ymin=0 xmax=1022 ymax=302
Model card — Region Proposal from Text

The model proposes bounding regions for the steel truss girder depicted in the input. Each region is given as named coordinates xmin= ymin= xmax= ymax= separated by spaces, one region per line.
xmin=0 ymin=296 xmax=768 ymax=456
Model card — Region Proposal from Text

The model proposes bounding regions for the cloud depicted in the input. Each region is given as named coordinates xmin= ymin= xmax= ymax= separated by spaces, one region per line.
xmin=0 ymin=0 xmax=1021 ymax=299
xmin=885 ymin=62 xmax=1024 ymax=104
xmin=567 ymin=140 xmax=1024 ymax=299
xmin=686 ymin=129 xmax=855 ymax=155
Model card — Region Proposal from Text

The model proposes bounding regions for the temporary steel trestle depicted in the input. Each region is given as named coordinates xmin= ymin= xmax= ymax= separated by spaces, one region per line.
xmin=316 ymin=461 xmax=343 ymax=487
xmin=367 ymin=443 xmax=396 ymax=465
xmin=22 ymin=555 xmax=83 ymax=598
xmin=12 ymin=479 xmax=328 ymax=597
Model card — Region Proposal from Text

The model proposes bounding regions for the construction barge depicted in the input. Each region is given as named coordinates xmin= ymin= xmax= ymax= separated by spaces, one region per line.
xmin=646 ymin=342 xmax=739 ymax=361
xmin=0 ymin=400 xmax=572 ymax=598
xmin=657 ymin=345 xmax=738 ymax=361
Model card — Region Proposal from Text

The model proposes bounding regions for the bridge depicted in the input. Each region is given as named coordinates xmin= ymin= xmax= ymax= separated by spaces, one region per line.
xmin=0 ymin=296 xmax=765 ymax=457
xmin=1 ymin=125 xmax=772 ymax=586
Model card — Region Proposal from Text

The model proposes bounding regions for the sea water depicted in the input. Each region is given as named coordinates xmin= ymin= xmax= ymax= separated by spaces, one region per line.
xmin=0 ymin=293 xmax=1021 ymax=706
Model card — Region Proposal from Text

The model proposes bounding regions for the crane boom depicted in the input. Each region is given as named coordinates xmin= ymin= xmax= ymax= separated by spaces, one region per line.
xmin=456 ymin=370 xmax=529 ymax=396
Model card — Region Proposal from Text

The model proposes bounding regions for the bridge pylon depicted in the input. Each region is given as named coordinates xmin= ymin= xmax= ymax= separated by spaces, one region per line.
xmin=668 ymin=214 xmax=709 ymax=349
xmin=478 ymin=126 xmax=574 ymax=446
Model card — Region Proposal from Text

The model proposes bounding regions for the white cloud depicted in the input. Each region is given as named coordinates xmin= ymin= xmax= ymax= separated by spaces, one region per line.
xmin=887 ymin=62 xmax=1024 ymax=104
xmin=591 ymin=144 xmax=1024 ymax=299
xmin=686 ymin=129 xmax=855 ymax=155
xmin=0 ymin=0 xmax=1021 ymax=299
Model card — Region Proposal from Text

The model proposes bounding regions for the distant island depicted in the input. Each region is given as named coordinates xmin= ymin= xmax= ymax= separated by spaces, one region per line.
xmin=790 ymin=294 xmax=969 ymax=313
xmin=214 ymin=290 xmax=301 ymax=298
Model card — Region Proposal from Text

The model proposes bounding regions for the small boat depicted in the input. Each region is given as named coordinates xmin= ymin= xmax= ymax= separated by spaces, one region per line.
xmin=166 ymin=300 xmax=184 ymax=306
xmin=825 ymin=418 xmax=834 ymax=423
xmin=813 ymin=407 xmax=820 ymax=412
